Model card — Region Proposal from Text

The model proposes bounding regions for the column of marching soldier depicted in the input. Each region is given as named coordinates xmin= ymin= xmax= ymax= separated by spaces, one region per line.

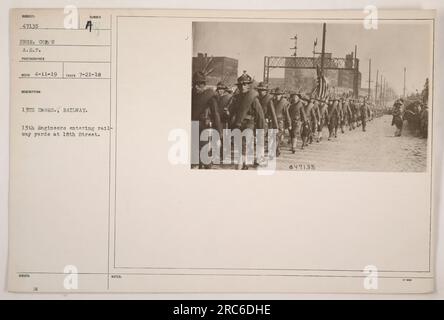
xmin=191 ymin=71 xmax=383 ymax=169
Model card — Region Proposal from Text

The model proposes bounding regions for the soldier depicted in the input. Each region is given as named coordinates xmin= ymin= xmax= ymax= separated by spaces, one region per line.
xmin=360 ymin=98 xmax=369 ymax=132
xmin=349 ymin=99 xmax=357 ymax=130
xmin=366 ymin=101 xmax=373 ymax=122
xmin=288 ymin=93 xmax=304 ymax=153
xmin=343 ymin=97 xmax=353 ymax=131
xmin=272 ymin=87 xmax=291 ymax=157
xmin=256 ymin=82 xmax=278 ymax=132
xmin=420 ymin=103 xmax=428 ymax=138
xmin=368 ymin=102 xmax=374 ymax=121
xmin=312 ymin=98 xmax=322 ymax=143
xmin=230 ymin=72 xmax=265 ymax=169
xmin=391 ymin=99 xmax=404 ymax=137
xmin=191 ymin=71 xmax=223 ymax=169
xmin=318 ymin=98 xmax=329 ymax=141
xmin=299 ymin=95 xmax=315 ymax=148
xmin=411 ymin=101 xmax=422 ymax=136
xmin=355 ymin=99 xmax=362 ymax=127
xmin=337 ymin=98 xmax=345 ymax=134
xmin=327 ymin=98 xmax=340 ymax=140
xmin=215 ymin=82 xmax=233 ymax=130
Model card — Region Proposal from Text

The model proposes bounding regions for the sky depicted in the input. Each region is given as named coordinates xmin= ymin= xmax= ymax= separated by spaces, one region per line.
xmin=193 ymin=21 xmax=433 ymax=96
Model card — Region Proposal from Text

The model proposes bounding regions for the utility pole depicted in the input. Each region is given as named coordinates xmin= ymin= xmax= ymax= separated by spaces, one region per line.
xmin=263 ymin=56 xmax=268 ymax=83
xmin=382 ymin=78 xmax=387 ymax=107
xmin=320 ymin=23 xmax=326 ymax=75
xmin=375 ymin=69 xmax=379 ymax=105
xmin=353 ymin=45 xmax=358 ymax=98
xmin=367 ymin=59 xmax=372 ymax=100
xmin=354 ymin=45 xmax=358 ymax=69
xmin=379 ymin=74 xmax=383 ymax=103
xmin=403 ymin=67 xmax=406 ymax=98
xmin=312 ymin=38 xmax=317 ymax=61
xmin=290 ymin=35 xmax=298 ymax=57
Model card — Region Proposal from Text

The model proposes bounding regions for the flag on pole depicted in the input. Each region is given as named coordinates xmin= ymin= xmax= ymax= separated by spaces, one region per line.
xmin=311 ymin=65 xmax=329 ymax=100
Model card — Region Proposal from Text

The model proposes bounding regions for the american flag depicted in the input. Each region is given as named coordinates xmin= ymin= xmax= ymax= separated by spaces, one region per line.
xmin=311 ymin=65 xmax=329 ymax=100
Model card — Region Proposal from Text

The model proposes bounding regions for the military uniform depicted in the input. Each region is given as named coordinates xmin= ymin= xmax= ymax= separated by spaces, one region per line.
xmin=215 ymin=82 xmax=233 ymax=130
xmin=191 ymin=91 xmax=222 ymax=135
xmin=337 ymin=99 xmax=345 ymax=134
xmin=272 ymin=88 xmax=291 ymax=156
xmin=312 ymin=100 xmax=322 ymax=142
xmin=191 ymin=71 xmax=223 ymax=168
xmin=288 ymin=94 xmax=304 ymax=153
xmin=327 ymin=99 xmax=339 ymax=140
xmin=298 ymin=97 xmax=315 ymax=148
xmin=349 ymin=100 xmax=357 ymax=130
xmin=420 ymin=106 xmax=428 ymax=138
xmin=318 ymin=100 xmax=329 ymax=141
xmin=360 ymin=101 xmax=369 ymax=132
xmin=391 ymin=100 xmax=404 ymax=137
xmin=230 ymin=73 xmax=265 ymax=169
xmin=310 ymin=99 xmax=319 ymax=143
xmin=256 ymin=82 xmax=278 ymax=131
xmin=342 ymin=99 xmax=352 ymax=131
xmin=355 ymin=100 xmax=362 ymax=127
xmin=231 ymin=92 xmax=265 ymax=131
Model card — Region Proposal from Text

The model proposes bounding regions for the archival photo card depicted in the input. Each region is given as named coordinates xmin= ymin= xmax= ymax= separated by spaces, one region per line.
xmin=7 ymin=9 xmax=437 ymax=294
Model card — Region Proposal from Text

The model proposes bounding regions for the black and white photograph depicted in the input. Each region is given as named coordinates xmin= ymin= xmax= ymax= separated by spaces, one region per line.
xmin=191 ymin=20 xmax=433 ymax=171
xmin=3 ymin=6 xmax=441 ymax=299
